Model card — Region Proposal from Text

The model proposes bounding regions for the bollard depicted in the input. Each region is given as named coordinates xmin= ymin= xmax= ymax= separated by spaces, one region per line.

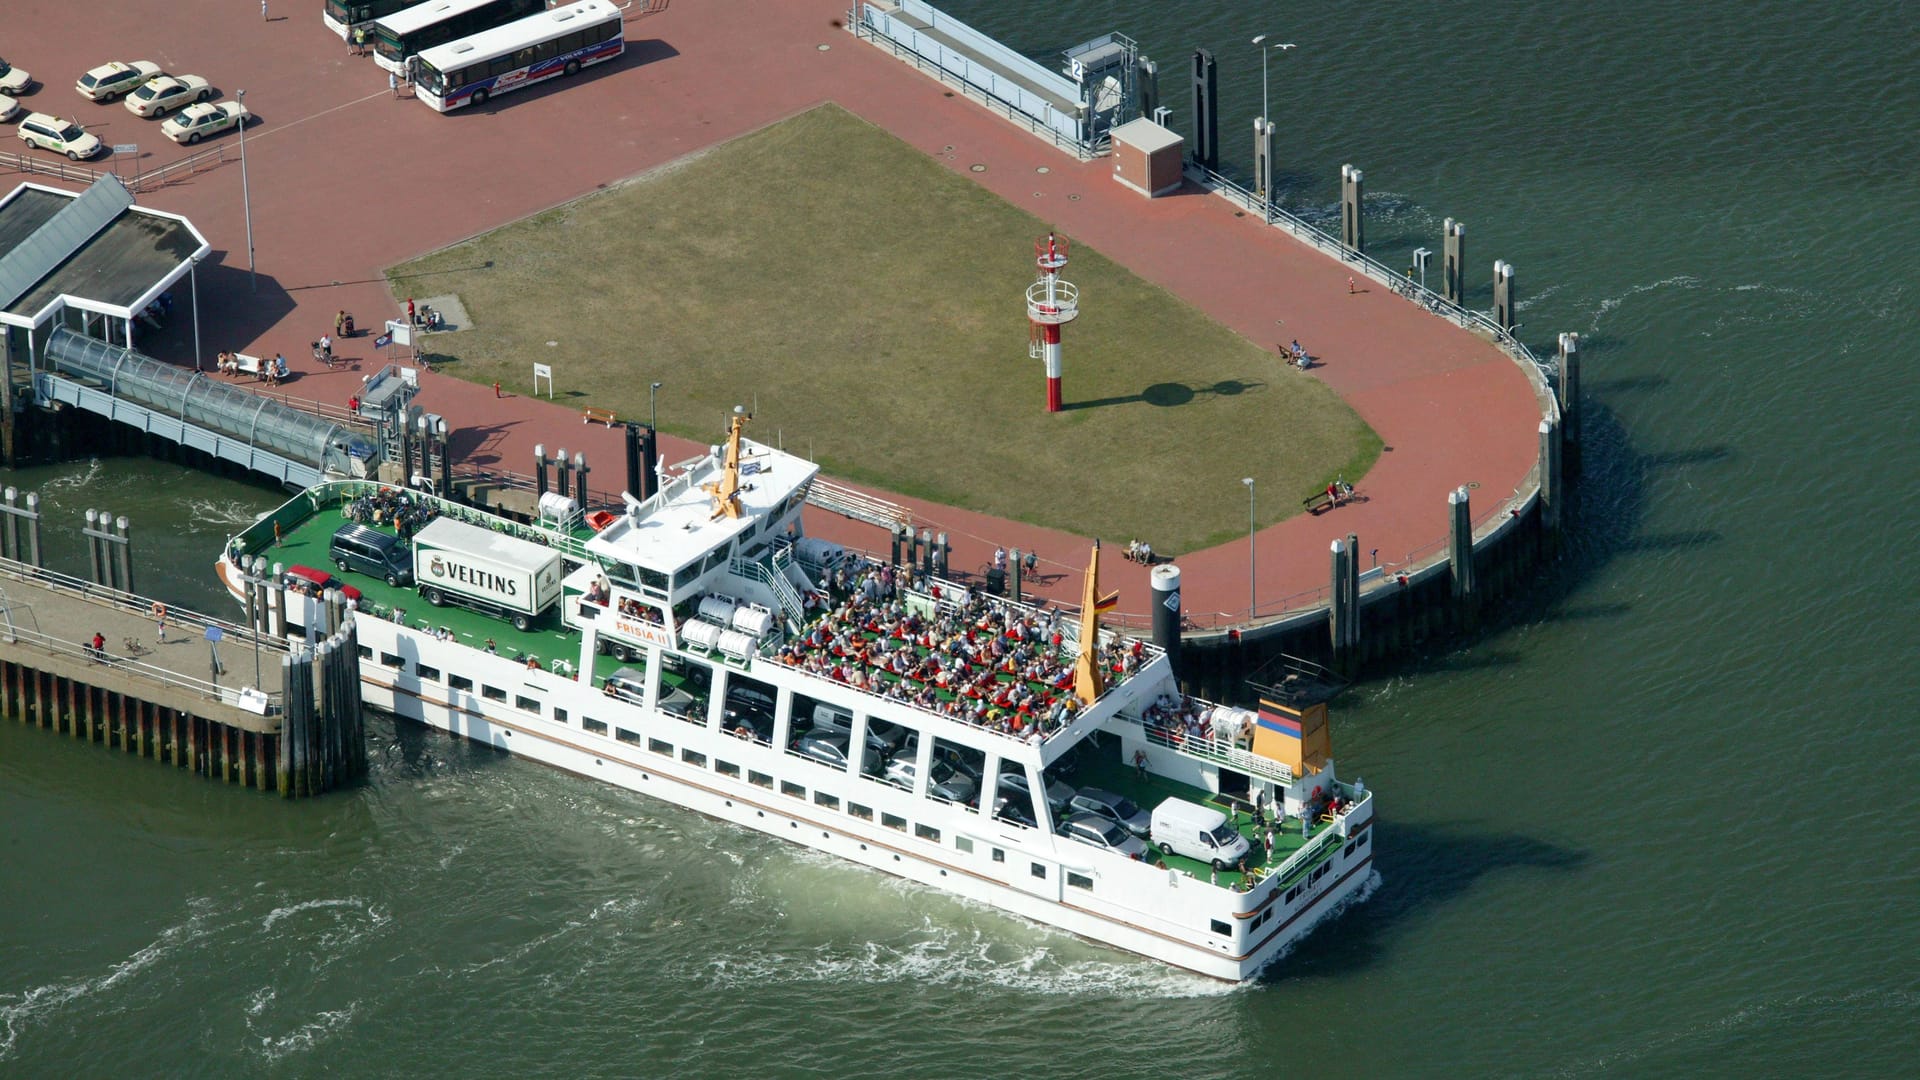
xmin=436 ymin=418 xmax=453 ymax=501
xmin=1340 ymin=165 xmax=1365 ymax=253
xmin=272 ymin=561 xmax=287 ymax=636
xmin=934 ymin=532 xmax=948 ymax=577
xmin=640 ymin=426 xmax=659 ymax=502
xmin=1493 ymin=260 xmax=1516 ymax=330
xmin=555 ymin=447 xmax=570 ymax=498
xmin=2 ymin=487 xmax=16 ymax=561
xmin=1328 ymin=538 xmax=1349 ymax=657
xmin=1009 ymin=548 xmax=1023 ymax=602
xmin=889 ymin=525 xmax=903 ymax=568
xmin=1443 ymin=218 xmax=1467 ymax=305
xmin=574 ymin=452 xmax=588 ymax=512
xmin=918 ymin=529 xmax=932 ymax=576
xmin=1150 ymin=563 xmax=1183 ymax=681
xmin=1345 ymin=532 xmax=1361 ymax=653
xmin=1252 ymin=118 xmax=1273 ymax=201
xmin=1539 ymin=417 xmax=1562 ymax=535
xmin=85 ymin=509 xmax=103 ymax=585
xmin=1189 ymin=49 xmax=1219 ymax=172
xmin=534 ymin=444 xmax=549 ymax=498
xmin=623 ymin=423 xmax=642 ymax=502
xmin=114 ymin=516 xmax=133 ymax=595
xmin=24 ymin=492 xmax=40 ymax=568
xmin=1557 ymin=332 xmax=1581 ymax=473
xmin=1448 ymin=486 xmax=1476 ymax=601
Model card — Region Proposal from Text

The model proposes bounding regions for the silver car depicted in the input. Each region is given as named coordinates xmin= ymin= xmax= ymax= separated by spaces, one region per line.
xmin=999 ymin=769 xmax=1074 ymax=813
xmin=1060 ymin=812 xmax=1149 ymax=860
xmin=1067 ymin=788 xmax=1152 ymax=838
xmin=884 ymin=757 xmax=977 ymax=803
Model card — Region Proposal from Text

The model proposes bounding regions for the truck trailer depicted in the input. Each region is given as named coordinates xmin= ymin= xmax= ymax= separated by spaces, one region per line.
xmin=412 ymin=517 xmax=563 ymax=630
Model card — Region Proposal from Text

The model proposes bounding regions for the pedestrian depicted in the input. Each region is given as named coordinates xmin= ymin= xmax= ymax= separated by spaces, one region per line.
xmin=261 ymin=0 xmax=268 ymax=21
xmin=1132 ymin=748 xmax=1148 ymax=779
xmin=406 ymin=297 xmax=416 ymax=324
xmin=1348 ymin=275 xmax=1356 ymax=294
xmin=352 ymin=26 xmax=366 ymax=55
xmin=151 ymin=600 xmax=167 ymax=643
xmin=993 ymin=547 xmax=1006 ymax=571
xmin=91 ymin=631 xmax=106 ymax=661
xmin=493 ymin=380 xmax=502 ymax=398
xmin=335 ymin=309 xmax=347 ymax=337
xmin=348 ymin=393 xmax=360 ymax=415
xmin=1266 ymin=828 xmax=1276 ymax=857
xmin=389 ymin=70 xmax=398 ymax=97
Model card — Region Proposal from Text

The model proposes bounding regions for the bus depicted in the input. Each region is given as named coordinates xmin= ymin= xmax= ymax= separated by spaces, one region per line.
xmin=414 ymin=0 xmax=624 ymax=112
xmin=321 ymin=0 xmax=415 ymax=39
xmin=369 ymin=0 xmax=548 ymax=75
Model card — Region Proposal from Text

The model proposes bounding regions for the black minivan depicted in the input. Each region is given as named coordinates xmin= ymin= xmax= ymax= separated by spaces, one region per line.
xmin=329 ymin=523 xmax=412 ymax=586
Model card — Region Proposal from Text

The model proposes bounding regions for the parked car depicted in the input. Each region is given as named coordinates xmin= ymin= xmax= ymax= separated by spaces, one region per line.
xmin=125 ymin=74 xmax=211 ymax=117
xmin=992 ymin=793 xmax=1037 ymax=828
xmin=601 ymin=666 xmax=646 ymax=705
xmin=162 ymin=100 xmax=247 ymax=144
xmin=998 ymin=768 xmax=1074 ymax=814
xmin=1060 ymin=812 xmax=1150 ymax=860
xmin=76 ymin=60 xmax=161 ymax=102
xmin=17 ymin=112 xmax=102 ymax=160
xmin=1067 ymin=788 xmax=1152 ymax=838
xmin=282 ymin=564 xmax=364 ymax=604
xmin=883 ymin=757 xmax=977 ymax=804
xmin=0 ymin=57 xmax=31 ymax=94
xmin=795 ymin=731 xmax=852 ymax=769
xmin=0 ymin=93 xmax=18 ymax=123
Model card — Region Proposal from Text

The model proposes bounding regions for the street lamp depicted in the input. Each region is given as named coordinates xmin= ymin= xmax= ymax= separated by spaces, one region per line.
xmin=1242 ymin=476 xmax=1257 ymax=618
xmin=649 ymin=381 xmax=662 ymax=431
xmin=1249 ymin=36 xmax=1296 ymax=133
xmin=237 ymin=89 xmax=255 ymax=294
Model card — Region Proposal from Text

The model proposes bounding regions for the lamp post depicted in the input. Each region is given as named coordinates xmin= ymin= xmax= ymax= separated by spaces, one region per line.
xmin=237 ymin=89 xmax=255 ymax=294
xmin=649 ymin=381 xmax=662 ymax=431
xmin=1242 ymin=476 xmax=1257 ymax=618
xmin=1250 ymin=37 xmax=1294 ymax=219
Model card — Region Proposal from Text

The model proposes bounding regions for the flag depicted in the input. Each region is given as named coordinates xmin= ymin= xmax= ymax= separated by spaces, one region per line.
xmin=1094 ymin=590 xmax=1119 ymax=612
xmin=373 ymin=332 xmax=392 ymax=348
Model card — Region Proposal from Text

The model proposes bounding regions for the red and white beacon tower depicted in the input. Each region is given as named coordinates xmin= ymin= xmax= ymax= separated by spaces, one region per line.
xmin=1027 ymin=231 xmax=1080 ymax=413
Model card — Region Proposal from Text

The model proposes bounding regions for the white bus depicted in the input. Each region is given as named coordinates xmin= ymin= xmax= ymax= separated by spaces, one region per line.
xmin=369 ymin=0 xmax=548 ymax=75
xmin=414 ymin=0 xmax=624 ymax=112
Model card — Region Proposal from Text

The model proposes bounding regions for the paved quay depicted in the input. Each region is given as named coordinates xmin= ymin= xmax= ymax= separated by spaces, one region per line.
xmin=7 ymin=0 xmax=1544 ymax=627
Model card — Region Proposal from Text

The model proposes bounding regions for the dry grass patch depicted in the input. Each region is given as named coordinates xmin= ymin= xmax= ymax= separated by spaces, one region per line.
xmin=389 ymin=104 xmax=1378 ymax=551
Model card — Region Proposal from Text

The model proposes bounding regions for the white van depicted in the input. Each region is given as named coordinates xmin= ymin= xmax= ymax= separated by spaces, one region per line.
xmin=1150 ymin=798 xmax=1252 ymax=871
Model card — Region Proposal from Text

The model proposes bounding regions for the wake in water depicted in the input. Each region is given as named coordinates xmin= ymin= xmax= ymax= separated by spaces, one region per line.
xmin=40 ymin=459 xmax=103 ymax=491
xmin=183 ymin=497 xmax=269 ymax=529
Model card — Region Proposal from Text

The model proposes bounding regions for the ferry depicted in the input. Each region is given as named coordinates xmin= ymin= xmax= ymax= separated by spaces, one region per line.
xmin=218 ymin=408 xmax=1375 ymax=980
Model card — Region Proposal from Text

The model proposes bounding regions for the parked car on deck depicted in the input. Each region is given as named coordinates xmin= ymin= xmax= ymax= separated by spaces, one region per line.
xmin=16 ymin=112 xmax=102 ymax=160
xmin=76 ymin=60 xmax=161 ymax=101
xmin=125 ymin=74 xmax=211 ymax=117
xmin=1068 ymin=788 xmax=1153 ymax=838
xmin=283 ymin=564 xmax=364 ymax=605
xmin=0 ymin=57 xmax=33 ymax=94
xmin=1060 ymin=812 xmax=1150 ymax=860
xmin=161 ymin=100 xmax=248 ymax=144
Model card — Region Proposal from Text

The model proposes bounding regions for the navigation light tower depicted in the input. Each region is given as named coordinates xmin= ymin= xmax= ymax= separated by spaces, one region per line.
xmin=1026 ymin=232 xmax=1080 ymax=413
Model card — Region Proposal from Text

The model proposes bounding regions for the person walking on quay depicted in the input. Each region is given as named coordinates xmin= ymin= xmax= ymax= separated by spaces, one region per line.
xmin=90 ymin=631 xmax=106 ymax=662
xmin=261 ymin=0 xmax=269 ymax=21
xmin=389 ymin=70 xmax=398 ymax=98
xmin=151 ymin=601 xmax=167 ymax=643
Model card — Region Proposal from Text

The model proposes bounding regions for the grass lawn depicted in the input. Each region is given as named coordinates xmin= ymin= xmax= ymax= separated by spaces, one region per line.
xmin=387 ymin=104 xmax=1379 ymax=552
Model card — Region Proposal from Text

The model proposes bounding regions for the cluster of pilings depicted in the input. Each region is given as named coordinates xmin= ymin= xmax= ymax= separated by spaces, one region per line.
xmin=887 ymin=525 xmax=953 ymax=581
xmin=1 ymin=659 xmax=284 ymax=791
xmin=278 ymin=592 xmax=367 ymax=797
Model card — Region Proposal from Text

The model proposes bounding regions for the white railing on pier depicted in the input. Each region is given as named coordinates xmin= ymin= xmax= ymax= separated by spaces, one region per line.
xmin=805 ymin=477 xmax=911 ymax=530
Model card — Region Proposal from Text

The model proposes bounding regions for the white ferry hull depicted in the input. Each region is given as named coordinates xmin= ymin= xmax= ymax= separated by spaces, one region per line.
xmin=349 ymin=620 xmax=1376 ymax=982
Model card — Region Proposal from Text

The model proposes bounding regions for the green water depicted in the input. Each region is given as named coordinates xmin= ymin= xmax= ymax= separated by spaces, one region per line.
xmin=5 ymin=1 xmax=1919 ymax=1074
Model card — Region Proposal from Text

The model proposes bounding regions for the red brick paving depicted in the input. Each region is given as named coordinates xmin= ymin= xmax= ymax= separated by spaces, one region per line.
xmin=6 ymin=0 xmax=1543 ymax=629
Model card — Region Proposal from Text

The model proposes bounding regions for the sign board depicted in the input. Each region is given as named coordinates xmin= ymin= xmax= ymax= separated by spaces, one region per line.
xmin=383 ymin=319 xmax=413 ymax=347
xmin=204 ymin=624 xmax=224 ymax=643
xmin=532 ymin=362 xmax=553 ymax=398
xmin=112 ymin=144 xmax=138 ymax=156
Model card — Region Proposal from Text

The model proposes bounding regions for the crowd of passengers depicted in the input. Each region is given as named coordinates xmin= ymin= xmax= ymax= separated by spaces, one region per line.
xmin=346 ymin=488 xmax=438 ymax=539
xmin=774 ymin=559 xmax=1146 ymax=742
xmin=1141 ymin=693 xmax=1251 ymax=749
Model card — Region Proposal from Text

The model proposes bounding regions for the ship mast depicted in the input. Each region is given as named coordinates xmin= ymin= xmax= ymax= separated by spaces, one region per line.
xmin=702 ymin=405 xmax=750 ymax=520
xmin=1073 ymin=539 xmax=1118 ymax=704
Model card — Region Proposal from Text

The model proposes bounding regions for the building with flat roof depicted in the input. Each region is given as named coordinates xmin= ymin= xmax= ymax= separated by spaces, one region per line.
xmin=0 ymin=175 xmax=210 ymax=462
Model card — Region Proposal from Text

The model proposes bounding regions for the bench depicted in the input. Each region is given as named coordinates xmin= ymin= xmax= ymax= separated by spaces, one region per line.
xmin=582 ymin=406 xmax=617 ymax=426
xmin=230 ymin=352 xmax=263 ymax=376
xmin=1302 ymin=490 xmax=1335 ymax=514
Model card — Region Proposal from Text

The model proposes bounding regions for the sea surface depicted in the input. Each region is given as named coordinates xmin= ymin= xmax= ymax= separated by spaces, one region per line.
xmin=4 ymin=1 xmax=1919 ymax=1075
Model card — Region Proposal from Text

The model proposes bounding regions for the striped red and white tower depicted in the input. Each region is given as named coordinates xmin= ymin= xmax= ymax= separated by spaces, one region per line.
xmin=1026 ymin=231 xmax=1080 ymax=413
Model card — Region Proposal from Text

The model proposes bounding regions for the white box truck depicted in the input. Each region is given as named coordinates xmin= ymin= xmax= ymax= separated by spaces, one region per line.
xmin=412 ymin=517 xmax=563 ymax=631
xmin=1150 ymin=797 xmax=1252 ymax=871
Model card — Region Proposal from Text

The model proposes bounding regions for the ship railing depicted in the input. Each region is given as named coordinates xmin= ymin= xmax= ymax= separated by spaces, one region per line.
xmin=232 ymin=479 xmax=593 ymax=567
xmin=727 ymin=552 xmax=807 ymax=632
xmin=1247 ymin=788 xmax=1372 ymax=889
xmin=1117 ymin=710 xmax=1297 ymax=786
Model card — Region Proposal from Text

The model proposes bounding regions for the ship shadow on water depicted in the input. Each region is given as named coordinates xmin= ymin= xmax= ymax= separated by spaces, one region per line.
xmin=1256 ymin=820 xmax=1588 ymax=982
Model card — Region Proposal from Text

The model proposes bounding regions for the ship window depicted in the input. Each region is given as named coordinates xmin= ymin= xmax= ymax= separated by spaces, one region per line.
xmin=1311 ymin=863 xmax=1330 ymax=882
xmin=1285 ymin=884 xmax=1302 ymax=903
xmin=682 ymin=749 xmax=706 ymax=768
xmin=992 ymin=848 xmax=1005 ymax=863
xmin=648 ymin=738 xmax=672 ymax=756
xmin=882 ymin=813 xmax=907 ymax=832
xmin=716 ymin=759 xmax=740 ymax=778
xmin=449 ymin=674 xmax=474 ymax=692
xmin=516 ymin=695 xmax=541 ymax=713
xmin=638 ymin=565 xmax=668 ymax=592
xmin=417 ymin=664 xmax=441 ymax=682
xmin=781 ymin=781 xmax=805 ymax=799
xmin=1067 ymin=872 xmax=1093 ymax=891
xmin=617 ymin=728 xmax=642 ymax=745
xmin=1356 ymin=831 xmax=1370 ymax=849
xmin=1210 ymin=919 xmax=1232 ymax=937
xmin=482 ymin=685 xmax=507 ymax=702
xmin=955 ymin=836 xmax=974 ymax=854
xmin=1030 ymin=863 xmax=1046 ymax=880
xmin=749 ymin=770 xmax=773 ymax=789
xmin=381 ymin=652 xmax=406 ymax=669
xmin=814 ymin=791 xmax=840 ymax=810
xmin=553 ymin=708 xmax=568 ymax=725
xmin=848 ymin=802 xmax=873 ymax=821
xmin=914 ymin=823 xmax=940 ymax=842
xmin=357 ymin=645 xmax=373 ymax=660
xmin=583 ymin=717 xmax=608 ymax=735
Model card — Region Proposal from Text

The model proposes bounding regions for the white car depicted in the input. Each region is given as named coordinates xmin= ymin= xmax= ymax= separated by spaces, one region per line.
xmin=17 ymin=112 xmax=103 ymax=160
xmin=0 ymin=57 xmax=30 ymax=94
xmin=76 ymin=60 xmax=161 ymax=102
xmin=0 ymin=93 xmax=18 ymax=124
xmin=125 ymin=75 xmax=211 ymax=118
xmin=161 ymin=101 xmax=249 ymax=144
